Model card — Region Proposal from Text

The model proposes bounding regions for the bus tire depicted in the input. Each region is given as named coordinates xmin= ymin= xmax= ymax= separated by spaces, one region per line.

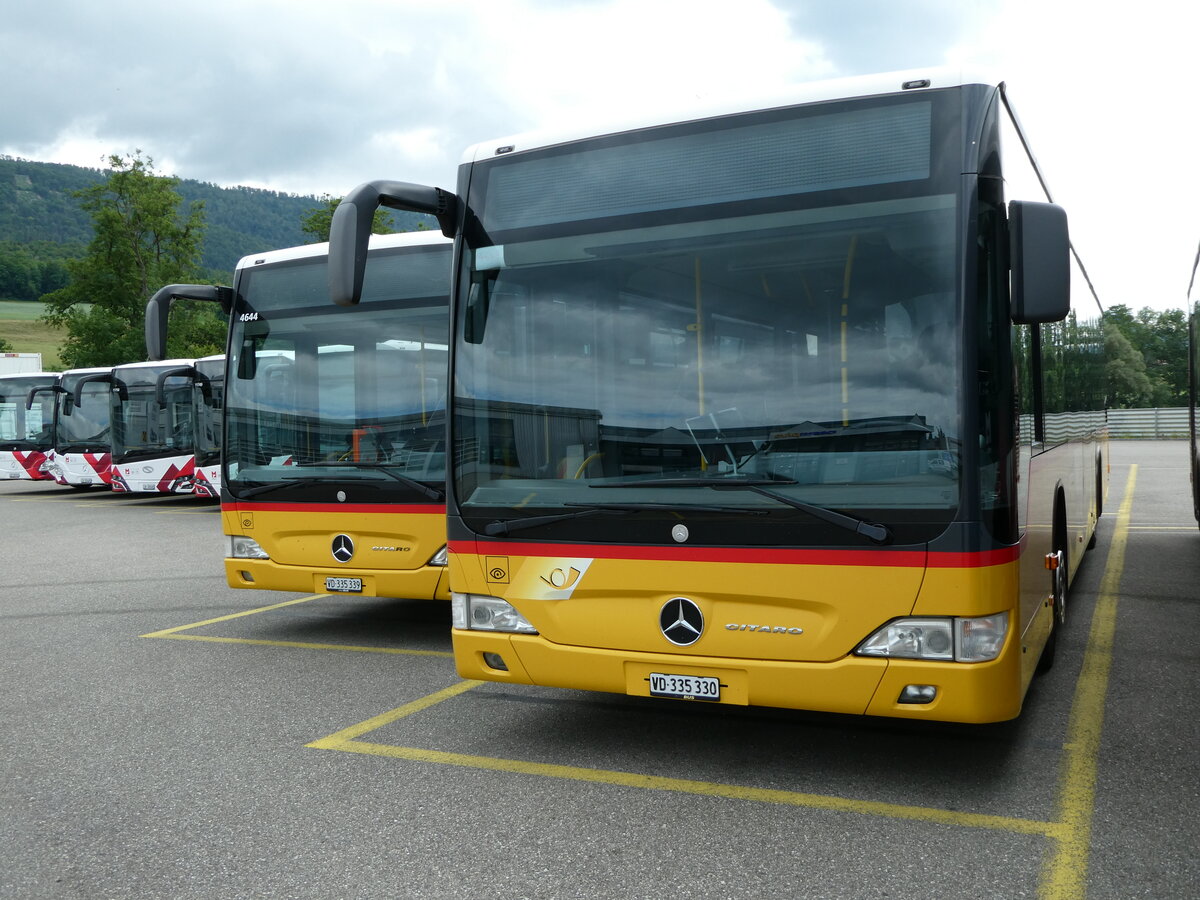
xmin=1052 ymin=506 xmax=1070 ymax=630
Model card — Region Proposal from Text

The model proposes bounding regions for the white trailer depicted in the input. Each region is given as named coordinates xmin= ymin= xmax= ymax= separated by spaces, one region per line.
xmin=0 ymin=352 xmax=44 ymax=375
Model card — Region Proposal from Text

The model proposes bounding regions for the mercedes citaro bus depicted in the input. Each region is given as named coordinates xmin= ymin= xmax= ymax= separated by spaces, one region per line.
xmin=329 ymin=70 xmax=1106 ymax=723
xmin=153 ymin=233 xmax=454 ymax=598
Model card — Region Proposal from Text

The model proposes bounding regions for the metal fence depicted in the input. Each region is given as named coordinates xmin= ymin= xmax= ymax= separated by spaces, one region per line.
xmin=1107 ymin=407 xmax=1190 ymax=439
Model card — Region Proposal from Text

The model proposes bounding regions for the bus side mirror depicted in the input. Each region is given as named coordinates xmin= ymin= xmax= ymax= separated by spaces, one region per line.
xmin=1010 ymin=200 xmax=1070 ymax=324
xmin=329 ymin=180 xmax=457 ymax=307
xmin=155 ymin=366 xmax=198 ymax=409
xmin=144 ymin=284 xmax=233 ymax=360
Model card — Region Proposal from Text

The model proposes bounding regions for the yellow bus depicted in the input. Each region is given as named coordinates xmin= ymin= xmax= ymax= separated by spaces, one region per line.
xmin=330 ymin=71 xmax=1106 ymax=722
xmin=162 ymin=232 xmax=453 ymax=599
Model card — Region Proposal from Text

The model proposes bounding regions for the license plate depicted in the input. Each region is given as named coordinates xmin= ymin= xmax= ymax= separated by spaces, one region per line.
xmin=141 ymin=483 xmax=156 ymax=491
xmin=6 ymin=472 xmax=18 ymax=479
xmin=649 ymin=672 xmax=721 ymax=701
xmin=79 ymin=477 xmax=92 ymax=485
xmin=325 ymin=577 xmax=363 ymax=593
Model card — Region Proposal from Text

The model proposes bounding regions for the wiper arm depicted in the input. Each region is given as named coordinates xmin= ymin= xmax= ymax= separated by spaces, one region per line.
xmin=236 ymin=477 xmax=312 ymax=499
xmin=295 ymin=461 xmax=443 ymax=500
xmin=484 ymin=500 xmax=768 ymax=537
xmin=564 ymin=501 xmax=768 ymax=515
xmin=589 ymin=475 xmax=795 ymax=489
xmin=591 ymin=476 xmax=891 ymax=544
xmin=484 ymin=506 xmax=625 ymax=536
xmin=708 ymin=483 xmax=892 ymax=544
xmin=345 ymin=463 xmax=444 ymax=501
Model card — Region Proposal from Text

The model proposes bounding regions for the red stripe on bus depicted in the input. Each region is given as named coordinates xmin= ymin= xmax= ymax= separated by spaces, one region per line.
xmin=447 ymin=540 xmax=1021 ymax=568
xmin=224 ymin=501 xmax=446 ymax=515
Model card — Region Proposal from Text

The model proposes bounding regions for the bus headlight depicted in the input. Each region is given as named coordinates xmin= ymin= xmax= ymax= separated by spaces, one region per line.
xmin=856 ymin=613 xmax=1007 ymax=662
xmin=429 ymin=545 xmax=449 ymax=566
xmin=451 ymin=593 xmax=537 ymax=634
xmin=227 ymin=535 xmax=270 ymax=560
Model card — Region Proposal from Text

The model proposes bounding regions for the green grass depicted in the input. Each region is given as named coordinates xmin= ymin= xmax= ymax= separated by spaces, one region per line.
xmin=0 ymin=300 xmax=51 ymax=321
xmin=0 ymin=301 xmax=66 ymax=369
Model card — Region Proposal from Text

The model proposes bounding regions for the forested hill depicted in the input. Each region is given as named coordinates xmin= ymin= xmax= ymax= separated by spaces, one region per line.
xmin=0 ymin=156 xmax=432 ymax=299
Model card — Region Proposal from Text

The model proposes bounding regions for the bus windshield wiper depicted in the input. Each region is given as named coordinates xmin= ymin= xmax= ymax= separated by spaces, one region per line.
xmin=483 ymin=501 xmax=767 ymax=537
xmin=483 ymin=506 xmax=625 ymax=536
xmin=236 ymin=477 xmax=314 ymax=499
xmin=295 ymin=461 xmax=443 ymax=501
xmin=591 ymin=476 xmax=892 ymax=544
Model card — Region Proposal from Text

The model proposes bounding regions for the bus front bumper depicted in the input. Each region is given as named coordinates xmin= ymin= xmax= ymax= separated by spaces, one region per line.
xmin=452 ymin=631 xmax=1024 ymax=724
xmin=225 ymin=559 xmax=450 ymax=601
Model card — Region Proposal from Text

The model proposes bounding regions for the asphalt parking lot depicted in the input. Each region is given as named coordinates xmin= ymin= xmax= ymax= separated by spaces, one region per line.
xmin=1 ymin=440 xmax=1197 ymax=899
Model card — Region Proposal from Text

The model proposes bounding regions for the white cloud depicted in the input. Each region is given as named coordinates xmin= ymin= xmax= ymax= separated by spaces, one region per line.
xmin=1 ymin=0 xmax=1193 ymax=306
xmin=947 ymin=0 xmax=1200 ymax=309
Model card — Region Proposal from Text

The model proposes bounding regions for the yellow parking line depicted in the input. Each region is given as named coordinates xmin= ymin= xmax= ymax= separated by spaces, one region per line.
xmin=1038 ymin=464 xmax=1136 ymax=900
xmin=311 ymin=689 xmax=1060 ymax=835
xmin=155 ymin=633 xmax=452 ymax=657
xmin=141 ymin=594 xmax=328 ymax=637
xmin=342 ymin=741 xmax=1064 ymax=835
xmin=141 ymin=593 xmax=452 ymax=657
xmin=309 ymin=680 xmax=484 ymax=744
xmin=308 ymin=681 xmax=1062 ymax=836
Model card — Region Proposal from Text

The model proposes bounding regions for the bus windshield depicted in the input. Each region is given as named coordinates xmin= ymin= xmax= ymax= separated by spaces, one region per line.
xmin=57 ymin=377 xmax=111 ymax=450
xmin=455 ymin=92 xmax=962 ymax=546
xmin=111 ymin=365 xmax=195 ymax=462
xmin=194 ymin=357 xmax=224 ymax=468
xmin=0 ymin=376 xmax=55 ymax=449
xmin=224 ymin=241 xmax=451 ymax=502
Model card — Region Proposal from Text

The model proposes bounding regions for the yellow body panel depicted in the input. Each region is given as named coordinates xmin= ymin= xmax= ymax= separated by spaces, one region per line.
xmin=224 ymin=506 xmax=449 ymax=600
xmin=451 ymin=548 xmax=1032 ymax=723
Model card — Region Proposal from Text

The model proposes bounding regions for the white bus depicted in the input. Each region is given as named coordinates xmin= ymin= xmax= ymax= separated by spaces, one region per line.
xmin=0 ymin=372 xmax=57 ymax=481
xmin=106 ymin=359 xmax=200 ymax=493
xmin=47 ymin=367 xmax=117 ymax=488
xmin=190 ymin=354 xmax=225 ymax=499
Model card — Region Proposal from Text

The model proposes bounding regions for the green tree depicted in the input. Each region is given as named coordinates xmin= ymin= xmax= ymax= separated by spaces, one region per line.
xmin=1104 ymin=304 xmax=1189 ymax=407
xmin=1142 ymin=307 xmax=1188 ymax=404
xmin=1105 ymin=322 xmax=1155 ymax=408
xmin=0 ymin=336 xmax=12 ymax=353
xmin=40 ymin=152 xmax=224 ymax=367
xmin=300 ymin=194 xmax=418 ymax=243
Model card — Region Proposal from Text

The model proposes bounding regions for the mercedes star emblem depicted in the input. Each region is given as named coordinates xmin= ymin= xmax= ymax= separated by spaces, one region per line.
xmin=660 ymin=597 xmax=704 ymax=646
xmin=331 ymin=534 xmax=355 ymax=563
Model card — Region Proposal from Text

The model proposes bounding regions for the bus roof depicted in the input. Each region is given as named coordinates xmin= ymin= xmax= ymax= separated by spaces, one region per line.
xmin=462 ymin=66 xmax=998 ymax=166
xmin=112 ymin=358 xmax=196 ymax=372
xmin=0 ymin=372 xmax=57 ymax=382
xmin=234 ymin=229 xmax=450 ymax=271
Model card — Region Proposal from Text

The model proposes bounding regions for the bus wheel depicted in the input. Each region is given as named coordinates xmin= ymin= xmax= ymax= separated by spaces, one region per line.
xmin=1051 ymin=544 xmax=1069 ymax=629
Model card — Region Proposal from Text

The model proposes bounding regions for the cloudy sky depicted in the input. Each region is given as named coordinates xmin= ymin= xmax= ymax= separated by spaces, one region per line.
xmin=1 ymin=0 xmax=1195 ymax=310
